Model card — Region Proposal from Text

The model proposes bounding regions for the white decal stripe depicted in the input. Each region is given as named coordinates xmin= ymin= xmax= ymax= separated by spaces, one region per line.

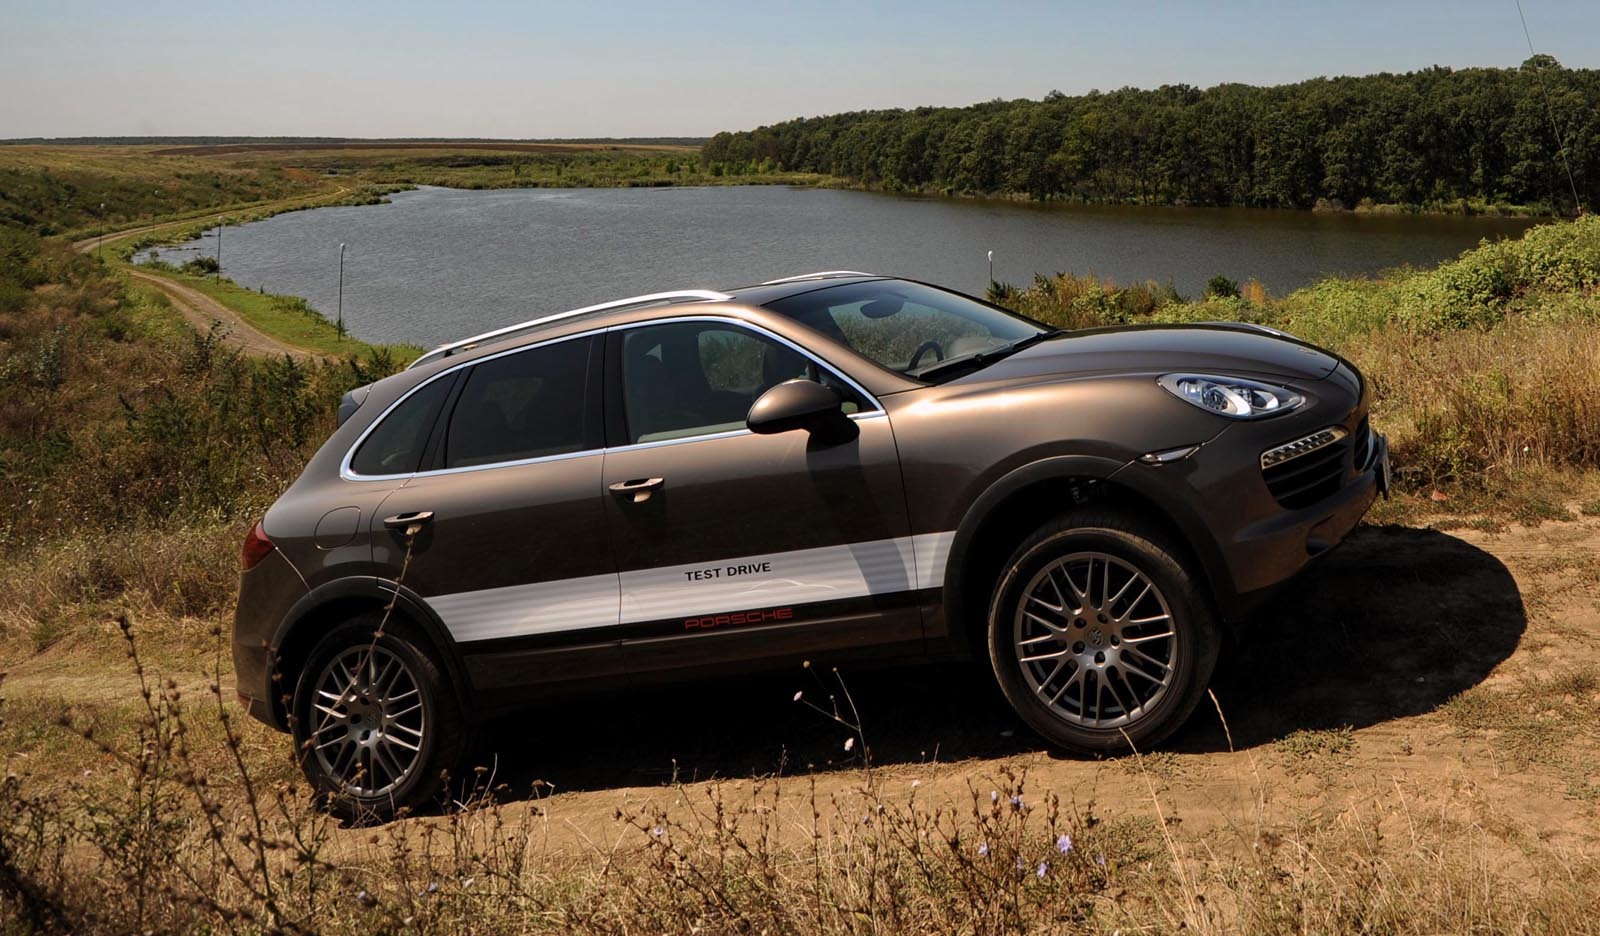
xmin=426 ymin=532 xmax=956 ymax=644
xmin=909 ymin=530 xmax=956 ymax=590
xmin=619 ymin=537 xmax=917 ymax=625
xmin=426 ymin=572 xmax=619 ymax=643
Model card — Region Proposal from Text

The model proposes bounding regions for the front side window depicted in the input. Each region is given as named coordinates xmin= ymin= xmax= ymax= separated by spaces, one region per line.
xmin=349 ymin=373 xmax=456 ymax=476
xmin=443 ymin=337 xmax=592 ymax=468
xmin=764 ymin=280 xmax=1045 ymax=380
xmin=620 ymin=322 xmax=863 ymax=444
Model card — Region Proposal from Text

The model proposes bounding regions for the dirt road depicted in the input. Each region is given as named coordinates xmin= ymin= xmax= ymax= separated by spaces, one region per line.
xmin=122 ymin=267 xmax=317 ymax=359
xmin=70 ymin=190 xmax=353 ymax=359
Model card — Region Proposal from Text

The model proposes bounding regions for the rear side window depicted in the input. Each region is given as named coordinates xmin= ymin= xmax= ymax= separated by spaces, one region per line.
xmin=349 ymin=374 xmax=455 ymax=477
xmin=444 ymin=337 xmax=593 ymax=469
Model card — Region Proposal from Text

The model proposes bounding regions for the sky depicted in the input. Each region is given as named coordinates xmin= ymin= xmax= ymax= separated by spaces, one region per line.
xmin=2 ymin=0 xmax=1598 ymax=139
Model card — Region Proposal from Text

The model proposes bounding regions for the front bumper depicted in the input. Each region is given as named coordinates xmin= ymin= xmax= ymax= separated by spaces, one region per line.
xmin=1226 ymin=430 xmax=1386 ymax=605
xmin=1118 ymin=362 xmax=1386 ymax=619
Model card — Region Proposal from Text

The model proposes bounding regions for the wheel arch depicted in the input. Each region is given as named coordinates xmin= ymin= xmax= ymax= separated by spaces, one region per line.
xmin=266 ymin=578 xmax=472 ymax=730
xmin=942 ymin=455 xmax=1232 ymax=659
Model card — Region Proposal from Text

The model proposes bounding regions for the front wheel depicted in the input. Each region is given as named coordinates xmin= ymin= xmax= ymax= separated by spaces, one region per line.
xmin=987 ymin=513 xmax=1220 ymax=754
xmin=291 ymin=615 xmax=464 ymax=822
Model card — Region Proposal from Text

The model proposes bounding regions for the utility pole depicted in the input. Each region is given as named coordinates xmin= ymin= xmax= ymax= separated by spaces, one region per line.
xmin=97 ymin=202 xmax=106 ymax=261
xmin=987 ymin=249 xmax=994 ymax=286
xmin=215 ymin=219 xmax=224 ymax=280
xmin=337 ymin=242 xmax=346 ymax=339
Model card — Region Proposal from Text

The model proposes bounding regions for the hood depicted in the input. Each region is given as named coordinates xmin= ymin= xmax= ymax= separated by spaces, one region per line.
xmin=967 ymin=324 xmax=1341 ymax=385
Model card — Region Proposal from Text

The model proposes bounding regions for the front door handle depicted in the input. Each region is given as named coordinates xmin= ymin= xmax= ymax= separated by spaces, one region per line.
xmin=608 ymin=477 xmax=664 ymax=503
xmin=383 ymin=510 xmax=435 ymax=533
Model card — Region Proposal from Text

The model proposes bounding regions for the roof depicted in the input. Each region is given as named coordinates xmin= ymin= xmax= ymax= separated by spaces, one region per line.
xmin=404 ymin=271 xmax=888 ymax=371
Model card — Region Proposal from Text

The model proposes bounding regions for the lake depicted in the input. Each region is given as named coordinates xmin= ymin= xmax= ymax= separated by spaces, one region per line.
xmin=137 ymin=186 xmax=1537 ymax=348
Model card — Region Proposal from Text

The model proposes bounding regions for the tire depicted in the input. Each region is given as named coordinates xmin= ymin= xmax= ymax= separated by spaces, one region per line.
xmin=291 ymin=614 xmax=465 ymax=822
xmin=987 ymin=512 xmax=1221 ymax=754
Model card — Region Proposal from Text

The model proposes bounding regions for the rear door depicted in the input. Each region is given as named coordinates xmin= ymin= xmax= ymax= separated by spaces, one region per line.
xmin=369 ymin=334 xmax=620 ymax=705
xmin=599 ymin=318 xmax=923 ymax=681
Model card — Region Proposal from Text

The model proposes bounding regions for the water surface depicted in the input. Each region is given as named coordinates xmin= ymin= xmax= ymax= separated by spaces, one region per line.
xmin=138 ymin=186 xmax=1536 ymax=347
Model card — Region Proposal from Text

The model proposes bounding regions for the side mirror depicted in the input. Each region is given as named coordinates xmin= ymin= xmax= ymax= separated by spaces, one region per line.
xmin=747 ymin=379 xmax=858 ymax=444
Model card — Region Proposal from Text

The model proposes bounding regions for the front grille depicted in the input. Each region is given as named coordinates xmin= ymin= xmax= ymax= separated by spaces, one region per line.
xmin=1351 ymin=416 xmax=1372 ymax=469
xmin=1262 ymin=428 xmax=1352 ymax=510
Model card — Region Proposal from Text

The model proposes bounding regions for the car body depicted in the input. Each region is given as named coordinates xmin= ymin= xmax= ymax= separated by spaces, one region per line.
xmin=234 ymin=272 xmax=1388 ymax=818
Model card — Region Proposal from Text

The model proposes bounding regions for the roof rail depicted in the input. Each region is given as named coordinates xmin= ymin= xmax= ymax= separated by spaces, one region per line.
xmin=758 ymin=270 xmax=875 ymax=285
xmin=408 ymin=289 xmax=731 ymax=370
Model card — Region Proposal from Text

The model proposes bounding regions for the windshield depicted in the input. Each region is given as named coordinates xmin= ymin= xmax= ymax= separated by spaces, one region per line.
xmin=763 ymin=280 xmax=1047 ymax=380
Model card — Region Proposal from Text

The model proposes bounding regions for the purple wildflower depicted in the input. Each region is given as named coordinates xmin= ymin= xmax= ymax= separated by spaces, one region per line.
xmin=1037 ymin=861 xmax=1049 ymax=878
xmin=978 ymin=842 xmax=989 ymax=857
xmin=1056 ymin=833 xmax=1073 ymax=854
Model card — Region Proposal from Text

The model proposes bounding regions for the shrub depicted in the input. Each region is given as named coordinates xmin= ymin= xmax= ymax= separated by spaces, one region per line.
xmin=180 ymin=255 xmax=219 ymax=275
xmin=1204 ymin=274 xmax=1240 ymax=299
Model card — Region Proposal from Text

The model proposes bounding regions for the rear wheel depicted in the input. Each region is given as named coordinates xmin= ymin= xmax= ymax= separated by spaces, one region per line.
xmin=987 ymin=512 xmax=1220 ymax=753
xmin=291 ymin=615 xmax=464 ymax=822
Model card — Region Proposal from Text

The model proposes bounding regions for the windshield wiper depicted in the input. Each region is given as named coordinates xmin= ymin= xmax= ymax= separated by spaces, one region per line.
xmin=911 ymin=329 xmax=1062 ymax=381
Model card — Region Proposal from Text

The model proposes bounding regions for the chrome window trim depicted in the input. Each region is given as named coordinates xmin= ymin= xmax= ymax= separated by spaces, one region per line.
xmin=341 ymin=316 xmax=887 ymax=482
xmin=342 ymin=326 xmax=610 ymax=482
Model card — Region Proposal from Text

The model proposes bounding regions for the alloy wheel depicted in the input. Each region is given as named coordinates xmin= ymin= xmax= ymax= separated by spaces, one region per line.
xmin=1011 ymin=551 xmax=1178 ymax=728
xmin=308 ymin=645 xmax=427 ymax=797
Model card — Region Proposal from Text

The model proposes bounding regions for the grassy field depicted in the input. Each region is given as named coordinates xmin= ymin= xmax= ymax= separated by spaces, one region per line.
xmin=2 ymin=150 xmax=1600 ymax=933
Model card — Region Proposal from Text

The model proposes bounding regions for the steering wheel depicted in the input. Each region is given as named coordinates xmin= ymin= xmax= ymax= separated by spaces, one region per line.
xmin=907 ymin=340 xmax=945 ymax=372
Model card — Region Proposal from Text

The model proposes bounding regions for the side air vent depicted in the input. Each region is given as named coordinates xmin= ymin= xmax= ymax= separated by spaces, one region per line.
xmin=1261 ymin=426 xmax=1350 ymax=510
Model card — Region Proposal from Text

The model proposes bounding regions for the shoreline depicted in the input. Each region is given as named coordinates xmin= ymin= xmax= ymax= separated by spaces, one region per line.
xmin=89 ymin=177 xmax=1549 ymax=358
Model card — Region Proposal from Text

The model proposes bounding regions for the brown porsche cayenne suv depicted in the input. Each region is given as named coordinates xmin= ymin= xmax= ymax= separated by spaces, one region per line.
xmin=235 ymin=271 xmax=1389 ymax=818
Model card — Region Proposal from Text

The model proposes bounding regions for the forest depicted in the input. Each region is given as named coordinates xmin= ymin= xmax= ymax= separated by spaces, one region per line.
xmin=701 ymin=59 xmax=1599 ymax=212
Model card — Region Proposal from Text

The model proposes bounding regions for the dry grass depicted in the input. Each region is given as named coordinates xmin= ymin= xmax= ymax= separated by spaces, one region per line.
xmin=5 ymin=628 xmax=1600 ymax=934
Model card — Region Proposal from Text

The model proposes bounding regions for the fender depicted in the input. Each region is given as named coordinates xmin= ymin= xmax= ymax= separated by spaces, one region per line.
xmin=940 ymin=454 xmax=1233 ymax=641
xmin=1105 ymin=460 xmax=1234 ymax=610
xmin=268 ymin=576 xmax=475 ymax=726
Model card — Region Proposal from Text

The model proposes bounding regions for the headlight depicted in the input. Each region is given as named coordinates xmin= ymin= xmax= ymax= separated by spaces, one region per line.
xmin=1158 ymin=373 xmax=1303 ymax=419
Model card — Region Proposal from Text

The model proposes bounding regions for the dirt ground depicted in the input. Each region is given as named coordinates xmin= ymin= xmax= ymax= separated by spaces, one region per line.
xmin=6 ymin=513 xmax=1597 ymax=872
xmin=371 ymin=513 xmax=1599 ymax=861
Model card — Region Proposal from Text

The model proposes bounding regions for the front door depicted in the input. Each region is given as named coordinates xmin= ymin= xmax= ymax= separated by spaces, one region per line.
xmin=600 ymin=318 xmax=922 ymax=680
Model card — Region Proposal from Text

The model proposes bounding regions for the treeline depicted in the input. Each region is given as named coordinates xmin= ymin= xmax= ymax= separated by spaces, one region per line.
xmin=702 ymin=59 xmax=1600 ymax=212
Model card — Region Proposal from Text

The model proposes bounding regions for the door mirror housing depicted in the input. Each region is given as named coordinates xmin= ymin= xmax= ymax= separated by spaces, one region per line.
xmin=747 ymin=379 xmax=858 ymax=444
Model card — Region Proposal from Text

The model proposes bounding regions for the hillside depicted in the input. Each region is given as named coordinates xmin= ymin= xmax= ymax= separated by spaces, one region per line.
xmin=2 ymin=145 xmax=1600 ymax=934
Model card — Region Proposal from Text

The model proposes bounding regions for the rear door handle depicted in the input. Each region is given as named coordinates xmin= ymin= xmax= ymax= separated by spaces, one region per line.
xmin=608 ymin=477 xmax=664 ymax=503
xmin=383 ymin=510 xmax=434 ymax=532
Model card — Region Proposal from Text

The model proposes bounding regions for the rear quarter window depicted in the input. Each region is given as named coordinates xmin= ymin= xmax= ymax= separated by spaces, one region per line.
xmin=348 ymin=374 xmax=455 ymax=477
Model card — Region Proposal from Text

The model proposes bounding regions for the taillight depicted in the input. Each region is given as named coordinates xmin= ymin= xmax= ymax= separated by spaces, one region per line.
xmin=241 ymin=521 xmax=276 ymax=571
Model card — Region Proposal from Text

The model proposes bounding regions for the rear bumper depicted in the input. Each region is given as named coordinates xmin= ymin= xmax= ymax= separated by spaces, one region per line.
xmin=232 ymin=549 xmax=308 ymax=732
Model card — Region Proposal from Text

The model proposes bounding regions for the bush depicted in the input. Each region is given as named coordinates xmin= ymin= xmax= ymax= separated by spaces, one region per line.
xmin=1204 ymin=274 xmax=1240 ymax=299
xmin=181 ymin=255 xmax=219 ymax=275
